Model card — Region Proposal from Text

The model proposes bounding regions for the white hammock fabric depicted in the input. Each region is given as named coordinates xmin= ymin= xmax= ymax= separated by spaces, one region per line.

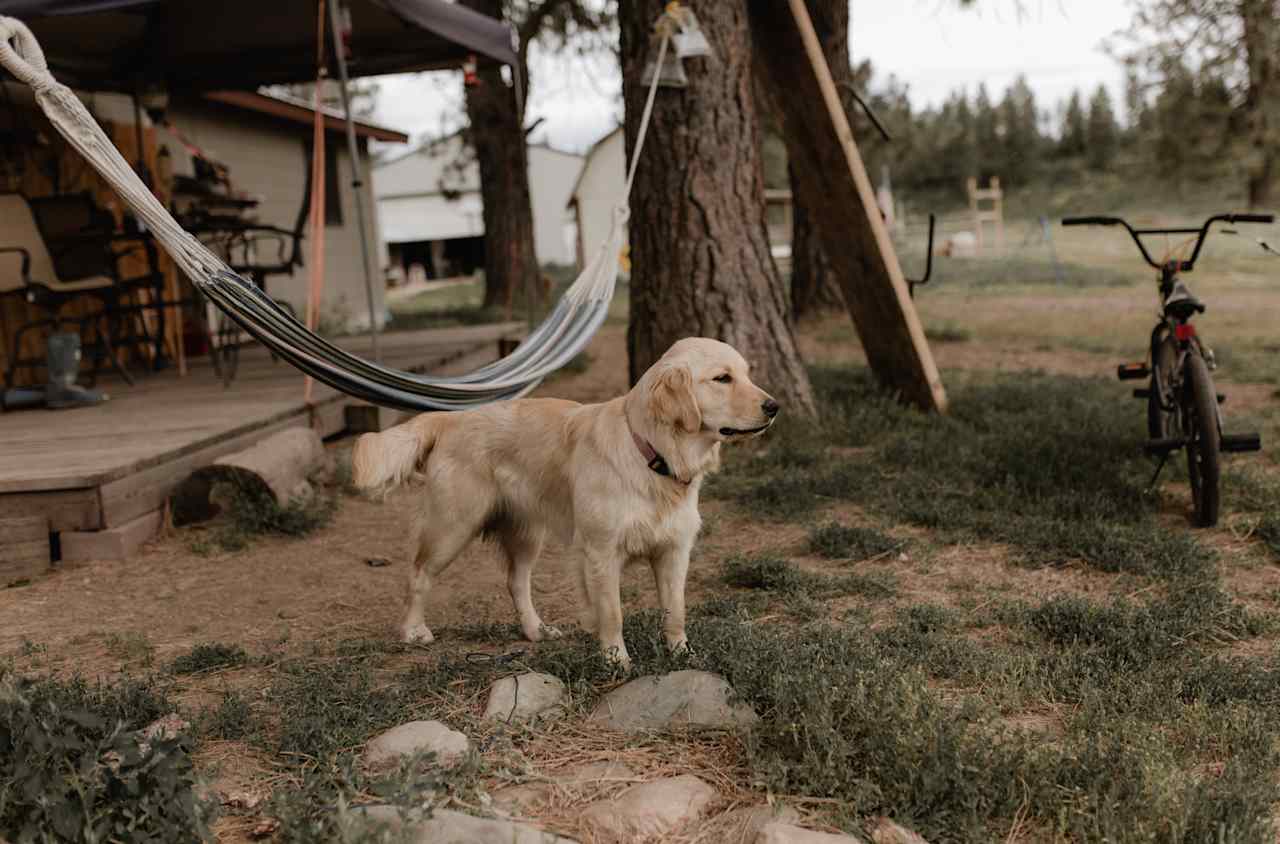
xmin=0 ymin=15 xmax=668 ymax=411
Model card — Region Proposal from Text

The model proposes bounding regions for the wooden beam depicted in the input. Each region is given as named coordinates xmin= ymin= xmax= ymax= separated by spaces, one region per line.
xmin=750 ymin=0 xmax=947 ymax=413
xmin=1 ymin=516 xmax=50 ymax=585
xmin=60 ymin=509 xmax=162 ymax=563
xmin=0 ymin=488 xmax=102 ymax=532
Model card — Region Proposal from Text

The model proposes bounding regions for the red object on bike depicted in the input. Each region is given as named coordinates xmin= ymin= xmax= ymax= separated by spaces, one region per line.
xmin=1175 ymin=324 xmax=1197 ymax=341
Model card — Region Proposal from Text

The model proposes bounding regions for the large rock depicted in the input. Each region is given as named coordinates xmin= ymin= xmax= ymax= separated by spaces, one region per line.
xmin=870 ymin=818 xmax=929 ymax=844
xmin=588 ymin=670 xmax=758 ymax=731
xmin=361 ymin=805 xmax=576 ymax=843
xmin=493 ymin=760 xmax=636 ymax=816
xmin=705 ymin=805 xmax=802 ymax=841
xmin=362 ymin=721 xmax=469 ymax=769
xmin=581 ymin=774 xmax=716 ymax=839
xmin=483 ymin=672 xmax=568 ymax=723
xmin=756 ymin=823 xmax=865 ymax=844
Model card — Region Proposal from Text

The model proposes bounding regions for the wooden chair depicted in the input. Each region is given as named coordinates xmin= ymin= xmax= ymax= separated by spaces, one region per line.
xmin=0 ymin=192 xmax=153 ymax=390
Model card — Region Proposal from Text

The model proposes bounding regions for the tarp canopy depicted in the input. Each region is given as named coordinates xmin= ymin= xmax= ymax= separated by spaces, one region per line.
xmin=0 ymin=0 xmax=516 ymax=92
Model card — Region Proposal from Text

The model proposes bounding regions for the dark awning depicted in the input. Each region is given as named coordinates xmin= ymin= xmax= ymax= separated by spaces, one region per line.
xmin=0 ymin=0 xmax=516 ymax=92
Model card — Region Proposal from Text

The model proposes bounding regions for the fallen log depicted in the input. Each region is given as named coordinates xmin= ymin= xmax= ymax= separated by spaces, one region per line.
xmin=169 ymin=427 xmax=332 ymax=525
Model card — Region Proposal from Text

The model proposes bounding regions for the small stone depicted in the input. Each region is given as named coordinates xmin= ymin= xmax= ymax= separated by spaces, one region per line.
xmin=361 ymin=805 xmax=577 ymax=843
xmin=248 ymin=818 xmax=279 ymax=840
xmin=362 ymin=720 xmax=469 ymax=769
xmin=492 ymin=760 xmax=636 ymax=816
xmin=365 ymin=557 xmax=392 ymax=567
xmin=588 ymin=670 xmax=757 ymax=731
xmin=708 ymin=805 xmax=802 ymax=840
xmin=870 ymin=818 xmax=929 ymax=844
xmin=581 ymin=774 xmax=717 ymax=839
xmin=484 ymin=672 xmax=568 ymax=722
xmin=756 ymin=822 xmax=865 ymax=844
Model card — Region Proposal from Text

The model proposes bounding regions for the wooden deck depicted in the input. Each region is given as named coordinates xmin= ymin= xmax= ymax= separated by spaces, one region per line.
xmin=0 ymin=322 xmax=522 ymax=565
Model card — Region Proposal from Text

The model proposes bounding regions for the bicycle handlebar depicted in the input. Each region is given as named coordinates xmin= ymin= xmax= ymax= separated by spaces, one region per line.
xmin=1061 ymin=212 xmax=1275 ymax=271
xmin=1062 ymin=216 xmax=1121 ymax=227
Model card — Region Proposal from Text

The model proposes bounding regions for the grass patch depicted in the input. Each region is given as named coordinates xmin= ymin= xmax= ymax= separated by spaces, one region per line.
xmin=104 ymin=631 xmax=154 ymax=666
xmin=932 ymin=255 xmax=1132 ymax=289
xmin=924 ymin=322 xmax=972 ymax=343
xmin=714 ymin=366 xmax=1229 ymax=580
xmin=723 ymin=554 xmax=897 ymax=601
xmin=170 ymin=642 xmax=249 ymax=675
xmin=200 ymin=690 xmax=257 ymax=741
xmin=807 ymin=522 xmax=904 ymax=560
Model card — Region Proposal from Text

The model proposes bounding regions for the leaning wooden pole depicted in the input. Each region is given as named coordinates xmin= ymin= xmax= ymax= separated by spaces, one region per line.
xmin=750 ymin=0 xmax=947 ymax=413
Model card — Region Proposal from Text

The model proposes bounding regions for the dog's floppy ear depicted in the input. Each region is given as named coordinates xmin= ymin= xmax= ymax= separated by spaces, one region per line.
xmin=651 ymin=364 xmax=701 ymax=433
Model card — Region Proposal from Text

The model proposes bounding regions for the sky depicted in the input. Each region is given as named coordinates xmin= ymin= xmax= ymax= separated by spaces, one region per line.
xmin=369 ymin=0 xmax=1138 ymax=156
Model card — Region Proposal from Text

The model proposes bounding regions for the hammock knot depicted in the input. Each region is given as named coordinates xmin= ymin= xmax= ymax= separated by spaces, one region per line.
xmin=0 ymin=16 xmax=53 ymax=92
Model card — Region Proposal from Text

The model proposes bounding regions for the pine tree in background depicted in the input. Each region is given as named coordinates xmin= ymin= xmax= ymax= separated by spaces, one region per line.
xmin=999 ymin=75 xmax=1041 ymax=184
xmin=973 ymin=83 xmax=999 ymax=179
xmin=1059 ymin=90 xmax=1087 ymax=157
xmin=1086 ymin=85 xmax=1120 ymax=170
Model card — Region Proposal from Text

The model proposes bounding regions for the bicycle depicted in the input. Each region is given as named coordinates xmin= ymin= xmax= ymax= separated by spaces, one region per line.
xmin=1062 ymin=212 xmax=1274 ymax=527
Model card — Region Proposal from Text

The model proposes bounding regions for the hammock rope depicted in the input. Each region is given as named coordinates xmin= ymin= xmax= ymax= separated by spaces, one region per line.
xmin=0 ymin=14 xmax=670 ymax=411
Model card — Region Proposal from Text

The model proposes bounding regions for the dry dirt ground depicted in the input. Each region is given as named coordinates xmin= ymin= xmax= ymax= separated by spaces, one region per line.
xmin=3 ymin=308 xmax=1278 ymax=842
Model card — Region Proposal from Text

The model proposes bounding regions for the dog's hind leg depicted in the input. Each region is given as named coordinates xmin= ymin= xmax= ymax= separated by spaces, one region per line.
xmin=499 ymin=524 xmax=557 ymax=642
xmin=402 ymin=516 xmax=477 ymax=645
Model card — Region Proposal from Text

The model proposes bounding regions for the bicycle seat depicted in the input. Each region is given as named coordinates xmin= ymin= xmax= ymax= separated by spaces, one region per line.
xmin=1163 ymin=280 xmax=1205 ymax=319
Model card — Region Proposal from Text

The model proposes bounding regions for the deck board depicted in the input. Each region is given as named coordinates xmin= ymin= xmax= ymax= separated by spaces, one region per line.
xmin=0 ymin=323 xmax=522 ymax=494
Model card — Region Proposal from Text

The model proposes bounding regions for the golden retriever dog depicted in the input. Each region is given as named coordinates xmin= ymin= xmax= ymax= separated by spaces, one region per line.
xmin=351 ymin=337 xmax=780 ymax=667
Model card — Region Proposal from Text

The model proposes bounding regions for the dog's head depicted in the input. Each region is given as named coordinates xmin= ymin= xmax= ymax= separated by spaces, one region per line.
xmin=642 ymin=337 xmax=780 ymax=441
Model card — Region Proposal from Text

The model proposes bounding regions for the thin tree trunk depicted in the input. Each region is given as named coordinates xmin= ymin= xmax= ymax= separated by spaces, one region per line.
xmin=1242 ymin=0 xmax=1277 ymax=208
xmin=620 ymin=0 xmax=816 ymax=415
xmin=462 ymin=0 xmax=539 ymax=311
xmin=788 ymin=0 xmax=848 ymax=320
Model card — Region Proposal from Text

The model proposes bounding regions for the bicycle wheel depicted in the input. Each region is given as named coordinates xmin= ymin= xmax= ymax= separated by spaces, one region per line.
xmin=1147 ymin=330 xmax=1177 ymax=439
xmin=1183 ymin=352 xmax=1220 ymax=527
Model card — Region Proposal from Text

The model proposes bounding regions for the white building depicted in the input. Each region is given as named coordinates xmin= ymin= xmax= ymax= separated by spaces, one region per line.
xmin=374 ymin=135 xmax=582 ymax=280
xmin=567 ymin=126 xmax=794 ymax=271
xmin=158 ymin=90 xmax=406 ymax=330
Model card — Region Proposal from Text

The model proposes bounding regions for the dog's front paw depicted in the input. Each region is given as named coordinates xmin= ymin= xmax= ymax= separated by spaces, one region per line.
xmin=603 ymin=643 xmax=632 ymax=672
xmin=667 ymin=636 xmax=692 ymax=656
xmin=538 ymin=624 xmax=564 ymax=640
xmin=402 ymin=624 xmax=435 ymax=645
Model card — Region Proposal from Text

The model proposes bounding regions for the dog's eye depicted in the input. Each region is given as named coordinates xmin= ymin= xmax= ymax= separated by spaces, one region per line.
xmin=713 ymin=373 xmax=732 ymax=384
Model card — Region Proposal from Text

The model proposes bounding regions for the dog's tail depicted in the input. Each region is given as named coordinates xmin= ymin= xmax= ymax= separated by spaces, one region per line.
xmin=351 ymin=416 xmax=440 ymax=496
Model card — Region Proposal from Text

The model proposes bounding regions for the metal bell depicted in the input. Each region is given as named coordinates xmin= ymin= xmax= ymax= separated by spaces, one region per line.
xmin=672 ymin=9 xmax=711 ymax=59
xmin=641 ymin=40 xmax=688 ymax=89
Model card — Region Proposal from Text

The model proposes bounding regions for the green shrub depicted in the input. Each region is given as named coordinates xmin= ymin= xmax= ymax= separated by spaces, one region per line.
xmin=0 ymin=675 xmax=211 ymax=841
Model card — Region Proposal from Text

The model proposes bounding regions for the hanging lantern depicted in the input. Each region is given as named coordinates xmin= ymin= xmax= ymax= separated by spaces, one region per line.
xmin=641 ymin=3 xmax=712 ymax=90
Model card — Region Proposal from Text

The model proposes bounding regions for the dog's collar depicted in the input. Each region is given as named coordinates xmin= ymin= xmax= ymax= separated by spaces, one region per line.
xmin=631 ymin=429 xmax=690 ymax=486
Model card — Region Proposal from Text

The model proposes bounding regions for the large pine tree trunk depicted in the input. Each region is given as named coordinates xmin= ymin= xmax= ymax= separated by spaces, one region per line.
xmin=1242 ymin=0 xmax=1277 ymax=208
xmin=462 ymin=0 xmax=539 ymax=311
xmin=620 ymin=0 xmax=816 ymax=415
xmin=788 ymin=0 xmax=848 ymax=321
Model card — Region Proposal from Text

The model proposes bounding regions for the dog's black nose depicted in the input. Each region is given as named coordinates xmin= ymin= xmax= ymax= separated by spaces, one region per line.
xmin=762 ymin=398 xmax=780 ymax=418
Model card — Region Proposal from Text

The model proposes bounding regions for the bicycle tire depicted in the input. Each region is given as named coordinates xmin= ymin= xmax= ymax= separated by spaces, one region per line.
xmin=1183 ymin=352 xmax=1220 ymax=527
xmin=1148 ymin=330 xmax=1177 ymax=439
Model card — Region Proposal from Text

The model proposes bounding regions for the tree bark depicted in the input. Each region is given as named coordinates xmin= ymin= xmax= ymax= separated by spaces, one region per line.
xmin=620 ymin=0 xmax=816 ymax=416
xmin=788 ymin=0 xmax=848 ymax=320
xmin=462 ymin=0 xmax=540 ymax=312
xmin=1241 ymin=0 xmax=1277 ymax=208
